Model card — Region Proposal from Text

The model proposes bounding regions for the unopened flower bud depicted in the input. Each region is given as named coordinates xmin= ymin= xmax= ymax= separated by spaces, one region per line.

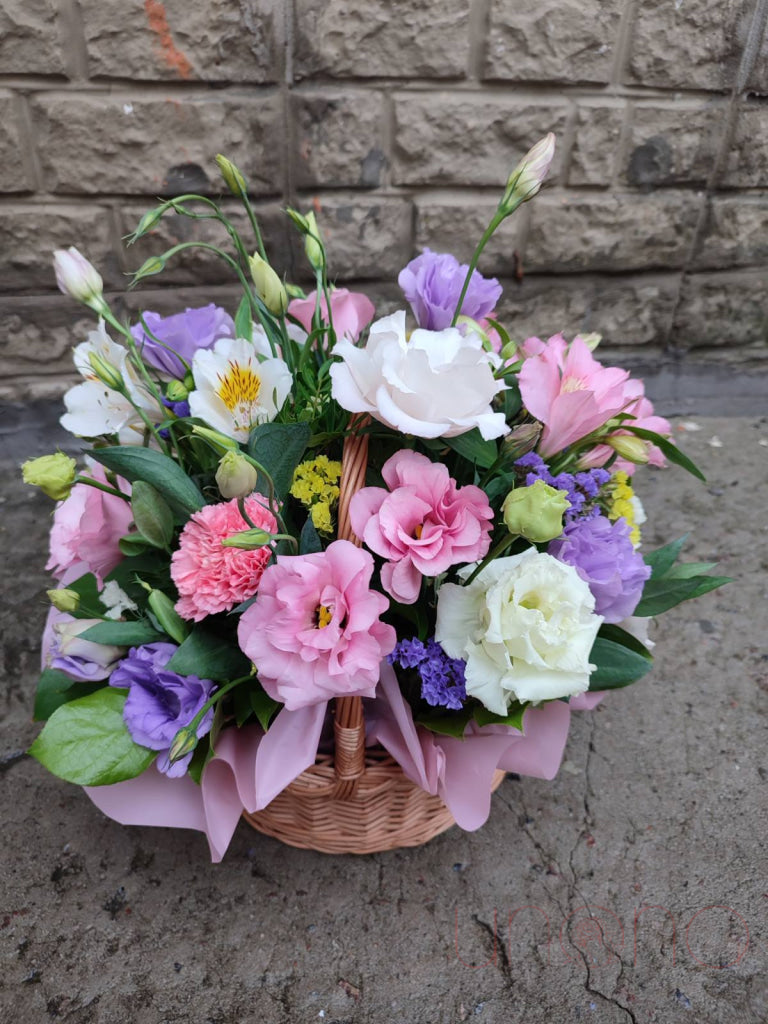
xmin=499 ymin=339 xmax=520 ymax=363
xmin=53 ymin=247 xmax=105 ymax=311
xmin=606 ymin=434 xmax=649 ymax=465
xmin=221 ymin=528 xmax=273 ymax=549
xmin=304 ymin=211 xmax=324 ymax=271
xmin=502 ymin=480 xmax=570 ymax=543
xmin=285 ymin=207 xmax=310 ymax=233
xmin=502 ymin=133 xmax=556 ymax=209
xmin=165 ymin=379 xmax=189 ymax=402
xmin=147 ymin=587 xmax=190 ymax=645
xmin=216 ymin=451 xmax=259 ymax=500
xmin=88 ymin=351 xmax=124 ymax=391
xmin=47 ymin=588 xmax=80 ymax=614
xmin=22 ymin=453 xmax=77 ymax=501
xmin=456 ymin=315 xmax=494 ymax=353
xmin=168 ymin=726 xmax=198 ymax=765
xmin=248 ymin=252 xmax=288 ymax=315
xmin=131 ymin=205 xmax=167 ymax=240
xmin=215 ymin=154 xmax=247 ymax=196
xmin=579 ymin=332 xmax=602 ymax=352
xmin=501 ymin=422 xmax=542 ymax=462
xmin=285 ymin=282 xmax=305 ymax=300
xmin=191 ymin=425 xmax=239 ymax=453
xmin=133 ymin=255 xmax=165 ymax=281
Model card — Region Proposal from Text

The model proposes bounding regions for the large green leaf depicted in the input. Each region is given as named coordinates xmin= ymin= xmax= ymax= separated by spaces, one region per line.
xmin=130 ymin=480 xmax=175 ymax=549
xmin=28 ymin=688 xmax=156 ymax=785
xmin=33 ymin=669 xmax=103 ymax=722
xmin=89 ymin=447 xmax=205 ymax=517
xmin=247 ymin=421 xmax=311 ymax=500
xmin=445 ymin=429 xmax=498 ymax=469
xmin=473 ymin=703 xmax=526 ymax=732
xmin=643 ymin=536 xmax=688 ymax=579
xmin=79 ymin=620 xmax=165 ymax=646
xmin=589 ymin=636 xmax=653 ymax=689
xmin=417 ymin=708 xmax=474 ymax=739
xmin=234 ymin=295 xmax=253 ymax=343
xmin=597 ymin=623 xmax=653 ymax=661
xmin=299 ymin=517 xmax=323 ymax=555
xmin=166 ymin=624 xmax=251 ymax=682
xmin=249 ymin=687 xmax=281 ymax=731
xmin=622 ymin=426 xmax=706 ymax=482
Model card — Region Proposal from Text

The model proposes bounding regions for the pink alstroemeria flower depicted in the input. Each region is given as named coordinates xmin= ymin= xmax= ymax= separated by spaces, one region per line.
xmin=518 ymin=334 xmax=631 ymax=457
xmin=349 ymin=450 xmax=494 ymax=604
xmin=288 ymin=288 xmax=375 ymax=342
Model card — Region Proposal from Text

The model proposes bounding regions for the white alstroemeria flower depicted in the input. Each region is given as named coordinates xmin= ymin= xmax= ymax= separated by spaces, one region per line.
xmin=188 ymin=336 xmax=292 ymax=442
xmin=60 ymin=320 xmax=163 ymax=442
xmin=436 ymin=548 xmax=602 ymax=713
xmin=329 ymin=310 xmax=508 ymax=440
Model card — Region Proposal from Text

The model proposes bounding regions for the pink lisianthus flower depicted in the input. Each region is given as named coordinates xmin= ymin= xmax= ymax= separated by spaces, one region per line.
xmin=349 ymin=451 xmax=494 ymax=604
xmin=518 ymin=334 xmax=631 ymax=457
xmin=288 ymin=288 xmax=375 ymax=342
xmin=171 ymin=494 xmax=277 ymax=622
xmin=238 ymin=540 xmax=396 ymax=711
xmin=47 ymin=461 xmax=133 ymax=587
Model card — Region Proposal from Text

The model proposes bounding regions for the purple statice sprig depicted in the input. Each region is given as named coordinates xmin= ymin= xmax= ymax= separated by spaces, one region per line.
xmin=389 ymin=637 xmax=467 ymax=711
xmin=514 ymin=452 xmax=610 ymax=522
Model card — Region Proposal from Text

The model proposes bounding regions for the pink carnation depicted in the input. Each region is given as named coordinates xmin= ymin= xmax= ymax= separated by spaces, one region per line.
xmin=47 ymin=462 xmax=133 ymax=587
xmin=238 ymin=540 xmax=396 ymax=711
xmin=288 ymin=287 xmax=375 ymax=342
xmin=171 ymin=495 xmax=277 ymax=622
xmin=518 ymin=334 xmax=631 ymax=457
xmin=349 ymin=450 xmax=494 ymax=604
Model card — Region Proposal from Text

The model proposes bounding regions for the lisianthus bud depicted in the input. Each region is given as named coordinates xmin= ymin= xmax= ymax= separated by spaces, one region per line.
xmin=502 ymin=133 xmax=556 ymax=208
xmin=168 ymin=725 xmax=198 ymax=765
xmin=501 ymin=480 xmax=570 ymax=543
xmin=501 ymin=422 xmax=542 ymax=462
xmin=191 ymin=425 xmax=240 ymax=453
xmin=216 ymin=451 xmax=259 ymax=499
xmin=88 ymin=351 xmax=124 ymax=391
xmin=22 ymin=453 xmax=77 ymax=501
xmin=221 ymin=527 xmax=273 ymax=549
xmin=285 ymin=207 xmax=309 ymax=233
xmin=165 ymin=379 xmax=189 ymax=402
xmin=148 ymin=588 xmax=190 ymax=644
xmin=47 ymin=588 xmax=80 ymax=614
xmin=53 ymin=247 xmax=105 ymax=311
xmin=285 ymin=282 xmax=306 ymax=300
xmin=248 ymin=252 xmax=288 ymax=315
xmin=304 ymin=211 xmax=324 ymax=271
xmin=580 ymin=332 xmax=602 ymax=352
xmin=215 ymin=154 xmax=247 ymax=196
xmin=606 ymin=434 xmax=649 ymax=464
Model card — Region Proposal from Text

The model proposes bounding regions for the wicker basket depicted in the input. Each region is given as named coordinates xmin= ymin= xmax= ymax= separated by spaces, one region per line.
xmin=243 ymin=418 xmax=505 ymax=853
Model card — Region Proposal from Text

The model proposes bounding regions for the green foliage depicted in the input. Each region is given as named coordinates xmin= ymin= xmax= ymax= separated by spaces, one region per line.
xmin=445 ymin=429 xmax=498 ymax=469
xmin=589 ymin=633 xmax=653 ymax=689
xmin=637 ymin=537 xmax=731 ymax=616
xmin=166 ymin=624 xmax=251 ymax=682
xmin=130 ymin=480 xmax=175 ymax=549
xmin=33 ymin=669 xmax=103 ymax=722
xmin=79 ymin=620 xmax=165 ymax=646
xmin=89 ymin=446 xmax=205 ymax=518
xmin=247 ymin=421 xmax=311 ymax=500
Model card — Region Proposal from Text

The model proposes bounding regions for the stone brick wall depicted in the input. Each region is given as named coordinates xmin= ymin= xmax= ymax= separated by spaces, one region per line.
xmin=1 ymin=0 xmax=767 ymax=400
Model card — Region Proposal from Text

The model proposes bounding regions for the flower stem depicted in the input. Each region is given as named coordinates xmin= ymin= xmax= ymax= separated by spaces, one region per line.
xmin=463 ymin=531 xmax=516 ymax=587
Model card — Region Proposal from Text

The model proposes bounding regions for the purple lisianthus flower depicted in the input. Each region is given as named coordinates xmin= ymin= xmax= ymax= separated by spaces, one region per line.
xmin=110 ymin=642 xmax=216 ymax=777
xmin=549 ymin=515 xmax=651 ymax=623
xmin=131 ymin=304 xmax=235 ymax=379
xmin=398 ymin=248 xmax=502 ymax=331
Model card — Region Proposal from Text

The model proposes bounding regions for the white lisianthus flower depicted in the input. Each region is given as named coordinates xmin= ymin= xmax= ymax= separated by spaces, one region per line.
xmin=61 ymin=320 xmax=163 ymax=442
xmin=188 ymin=336 xmax=292 ymax=443
xmin=436 ymin=548 xmax=603 ymax=713
xmin=329 ymin=310 xmax=509 ymax=440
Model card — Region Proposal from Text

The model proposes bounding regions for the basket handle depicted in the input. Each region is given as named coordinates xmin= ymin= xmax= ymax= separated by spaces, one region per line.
xmin=332 ymin=414 xmax=371 ymax=798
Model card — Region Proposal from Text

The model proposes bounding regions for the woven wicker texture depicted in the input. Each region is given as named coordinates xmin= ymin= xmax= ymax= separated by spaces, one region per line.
xmin=243 ymin=417 xmax=505 ymax=852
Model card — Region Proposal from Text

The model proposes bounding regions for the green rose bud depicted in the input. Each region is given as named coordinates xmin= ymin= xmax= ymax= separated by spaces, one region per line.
xmin=501 ymin=480 xmax=570 ymax=544
xmin=215 ymin=451 xmax=259 ymax=500
xmin=47 ymin=588 xmax=80 ymax=614
xmin=22 ymin=453 xmax=77 ymax=501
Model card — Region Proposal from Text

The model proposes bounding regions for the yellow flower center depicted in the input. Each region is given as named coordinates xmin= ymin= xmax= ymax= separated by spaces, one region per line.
xmin=217 ymin=362 xmax=261 ymax=412
xmin=316 ymin=604 xmax=333 ymax=629
xmin=414 ymin=524 xmax=423 ymax=539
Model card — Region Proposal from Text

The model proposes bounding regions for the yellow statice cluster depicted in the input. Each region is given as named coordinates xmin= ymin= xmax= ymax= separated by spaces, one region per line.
xmin=605 ymin=470 xmax=641 ymax=545
xmin=290 ymin=455 xmax=343 ymax=535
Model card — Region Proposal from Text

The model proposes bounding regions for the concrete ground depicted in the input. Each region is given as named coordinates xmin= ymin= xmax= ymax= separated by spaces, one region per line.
xmin=1 ymin=404 xmax=766 ymax=1023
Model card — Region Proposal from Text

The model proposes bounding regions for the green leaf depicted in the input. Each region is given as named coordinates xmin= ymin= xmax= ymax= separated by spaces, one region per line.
xmin=597 ymin=623 xmax=653 ymax=661
xmin=118 ymin=533 xmax=156 ymax=557
xmin=247 ymin=421 xmax=311 ymax=500
xmin=28 ymin=688 xmax=156 ymax=785
xmin=417 ymin=708 xmax=474 ymax=739
xmin=445 ymin=429 xmax=497 ymax=469
xmin=663 ymin=561 xmax=718 ymax=580
xmin=643 ymin=536 xmax=688 ymax=579
xmin=249 ymin=687 xmax=281 ymax=731
xmin=589 ymin=636 xmax=653 ymax=689
xmin=130 ymin=480 xmax=175 ymax=549
xmin=89 ymin=447 xmax=205 ymax=518
xmin=622 ymin=426 xmax=706 ymax=482
xmin=186 ymin=741 xmax=213 ymax=785
xmin=235 ymin=295 xmax=253 ymax=343
xmin=299 ymin=517 xmax=323 ymax=555
xmin=167 ymin=624 xmax=251 ymax=682
xmin=33 ymin=669 xmax=103 ymax=722
xmin=472 ymin=702 xmax=526 ymax=732
xmin=79 ymin=620 xmax=164 ymax=646
xmin=633 ymin=574 xmax=730 ymax=617
xmin=62 ymin=573 xmax=108 ymax=618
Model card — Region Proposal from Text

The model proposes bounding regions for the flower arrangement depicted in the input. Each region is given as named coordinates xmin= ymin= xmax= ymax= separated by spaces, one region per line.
xmin=24 ymin=136 xmax=728 ymax=860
